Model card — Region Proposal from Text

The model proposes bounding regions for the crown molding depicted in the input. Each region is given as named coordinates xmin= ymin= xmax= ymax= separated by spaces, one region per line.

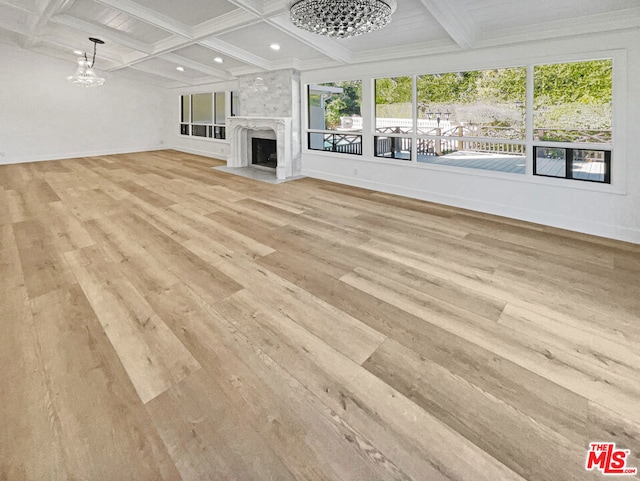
xmin=354 ymin=38 xmax=460 ymax=65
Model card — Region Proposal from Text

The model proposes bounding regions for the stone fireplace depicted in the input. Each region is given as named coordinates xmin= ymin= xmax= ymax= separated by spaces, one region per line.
xmin=227 ymin=116 xmax=296 ymax=181
xmin=221 ymin=69 xmax=301 ymax=182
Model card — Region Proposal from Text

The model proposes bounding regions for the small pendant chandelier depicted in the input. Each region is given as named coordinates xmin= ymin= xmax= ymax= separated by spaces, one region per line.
xmin=289 ymin=0 xmax=397 ymax=39
xmin=67 ymin=37 xmax=106 ymax=87
xmin=248 ymin=77 xmax=268 ymax=93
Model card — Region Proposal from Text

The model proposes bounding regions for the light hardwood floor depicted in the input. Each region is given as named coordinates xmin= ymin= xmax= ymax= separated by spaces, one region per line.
xmin=1 ymin=150 xmax=639 ymax=481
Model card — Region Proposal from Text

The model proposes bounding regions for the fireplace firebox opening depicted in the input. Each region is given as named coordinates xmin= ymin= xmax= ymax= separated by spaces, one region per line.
xmin=252 ymin=138 xmax=277 ymax=169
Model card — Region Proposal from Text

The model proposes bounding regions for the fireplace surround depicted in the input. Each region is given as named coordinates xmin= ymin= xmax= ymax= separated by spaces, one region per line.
xmin=227 ymin=116 xmax=296 ymax=180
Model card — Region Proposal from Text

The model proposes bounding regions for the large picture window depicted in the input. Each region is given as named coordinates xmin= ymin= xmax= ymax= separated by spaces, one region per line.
xmin=305 ymin=57 xmax=614 ymax=185
xmin=179 ymin=92 xmax=227 ymax=140
xmin=180 ymin=95 xmax=190 ymax=135
xmin=308 ymin=81 xmax=362 ymax=155
xmin=416 ymin=68 xmax=526 ymax=173
xmin=373 ymin=70 xmax=527 ymax=171
xmin=191 ymin=93 xmax=212 ymax=138
xmin=375 ymin=76 xmax=413 ymax=160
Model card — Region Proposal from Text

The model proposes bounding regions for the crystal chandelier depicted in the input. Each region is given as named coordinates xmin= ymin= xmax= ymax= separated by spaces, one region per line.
xmin=289 ymin=0 xmax=397 ymax=39
xmin=67 ymin=37 xmax=106 ymax=87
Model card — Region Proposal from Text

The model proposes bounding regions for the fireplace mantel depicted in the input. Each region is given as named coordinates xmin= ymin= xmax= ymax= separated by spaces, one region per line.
xmin=227 ymin=116 xmax=294 ymax=180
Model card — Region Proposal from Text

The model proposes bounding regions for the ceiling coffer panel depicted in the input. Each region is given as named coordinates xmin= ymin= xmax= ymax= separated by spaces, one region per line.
xmin=65 ymin=0 xmax=174 ymax=44
xmin=2 ymin=0 xmax=637 ymax=87
xmin=127 ymin=0 xmax=238 ymax=27
xmin=218 ymin=21 xmax=331 ymax=61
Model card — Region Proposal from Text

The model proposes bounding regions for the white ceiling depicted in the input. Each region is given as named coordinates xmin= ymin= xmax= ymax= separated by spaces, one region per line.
xmin=0 ymin=0 xmax=639 ymax=88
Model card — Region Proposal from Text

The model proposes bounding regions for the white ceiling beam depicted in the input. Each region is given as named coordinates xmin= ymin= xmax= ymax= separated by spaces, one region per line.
xmin=200 ymin=37 xmax=273 ymax=70
xmin=224 ymin=0 xmax=264 ymax=17
xmin=90 ymin=2 xmax=274 ymax=74
xmin=92 ymin=0 xmax=192 ymax=38
xmin=127 ymin=62 xmax=195 ymax=84
xmin=108 ymin=18 xmax=270 ymax=73
xmin=39 ymin=35 xmax=124 ymax=64
xmin=23 ymin=0 xmax=75 ymax=48
xmin=162 ymin=53 xmax=235 ymax=80
xmin=478 ymin=8 xmax=640 ymax=49
xmin=52 ymin=14 xmax=153 ymax=53
xmin=0 ymin=0 xmax=32 ymax=14
xmin=418 ymin=0 xmax=477 ymax=49
xmin=118 ymin=51 xmax=147 ymax=66
xmin=191 ymin=9 xmax=260 ymax=38
xmin=267 ymin=12 xmax=352 ymax=64
xmin=262 ymin=0 xmax=289 ymax=17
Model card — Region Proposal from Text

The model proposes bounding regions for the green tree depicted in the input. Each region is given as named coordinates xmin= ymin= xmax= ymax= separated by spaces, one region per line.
xmin=534 ymin=60 xmax=612 ymax=131
xmin=475 ymin=67 xmax=526 ymax=103
xmin=371 ymin=61 xmax=611 ymax=130
xmin=375 ymin=77 xmax=412 ymax=104
xmin=534 ymin=60 xmax=612 ymax=106
xmin=323 ymin=81 xmax=362 ymax=128
xmin=417 ymin=71 xmax=481 ymax=104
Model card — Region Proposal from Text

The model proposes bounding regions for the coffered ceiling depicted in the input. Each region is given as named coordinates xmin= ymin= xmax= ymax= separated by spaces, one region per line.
xmin=0 ymin=0 xmax=639 ymax=88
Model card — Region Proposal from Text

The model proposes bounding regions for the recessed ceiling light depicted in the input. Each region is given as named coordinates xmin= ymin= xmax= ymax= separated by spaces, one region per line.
xmin=214 ymin=57 xmax=223 ymax=63
xmin=270 ymin=43 xmax=280 ymax=50
xmin=73 ymin=49 xmax=83 ymax=55
xmin=176 ymin=66 xmax=185 ymax=72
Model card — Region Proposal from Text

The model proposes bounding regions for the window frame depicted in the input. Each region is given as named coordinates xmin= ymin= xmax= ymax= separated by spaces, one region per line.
xmin=179 ymin=91 xmax=230 ymax=141
xmin=533 ymin=146 xmax=611 ymax=183
xmin=302 ymin=49 xmax=624 ymax=192
xmin=374 ymin=76 xmax=414 ymax=161
xmin=306 ymin=82 xmax=363 ymax=156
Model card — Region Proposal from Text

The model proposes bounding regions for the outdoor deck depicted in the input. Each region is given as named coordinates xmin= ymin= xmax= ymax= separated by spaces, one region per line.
xmin=317 ymin=128 xmax=609 ymax=182
xmin=381 ymin=152 xmax=606 ymax=181
xmin=417 ymin=151 xmax=526 ymax=174
xmin=535 ymin=157 xmax=606 ymax=181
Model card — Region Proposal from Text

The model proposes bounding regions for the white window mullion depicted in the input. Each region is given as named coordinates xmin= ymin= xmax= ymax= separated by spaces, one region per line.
xmin=411 ymin=75 xmax=417 ymax=162
xmin=526 ymin=64 xmax=535 ymax=176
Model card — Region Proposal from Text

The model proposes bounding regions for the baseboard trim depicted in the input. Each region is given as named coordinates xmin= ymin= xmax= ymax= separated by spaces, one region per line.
xmin=170 ymin=146 xmax=229 ymax=162
xmin=0 ymin=145 xmax=166 ymax=166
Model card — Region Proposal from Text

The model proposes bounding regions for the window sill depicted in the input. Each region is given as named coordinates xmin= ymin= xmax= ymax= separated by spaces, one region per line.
xmin=179 ymin=135 xmax=229 ymax=144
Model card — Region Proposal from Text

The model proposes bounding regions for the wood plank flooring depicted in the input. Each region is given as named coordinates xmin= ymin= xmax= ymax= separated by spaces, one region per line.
xmin=1 ymin=150 xmax=639 ymax=480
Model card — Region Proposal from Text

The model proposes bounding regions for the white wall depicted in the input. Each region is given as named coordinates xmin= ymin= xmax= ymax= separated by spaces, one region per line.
xmin=0 ymin=42 xmax=165 ymax=165
xmin=300 ymin=30 xmax=640 ymax=244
